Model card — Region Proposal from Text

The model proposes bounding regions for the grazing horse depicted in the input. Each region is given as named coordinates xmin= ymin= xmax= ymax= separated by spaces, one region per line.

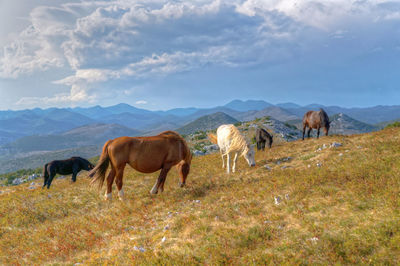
xmin=208 ymin=124 xmax=256 ymax=174
xmin=89 ymin=131 xmax=192 ymax=201
xmin=43 ymin=157 xmax=94 ymax=189
xmin=302 ymin=108 xmax=330 ymax=140
xmin=255 ymin=128 xmax=273 ymax=151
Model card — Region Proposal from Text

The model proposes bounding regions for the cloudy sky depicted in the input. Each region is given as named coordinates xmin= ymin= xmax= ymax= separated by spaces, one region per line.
xmin=0 ymin=0 xmax=400 ymax=110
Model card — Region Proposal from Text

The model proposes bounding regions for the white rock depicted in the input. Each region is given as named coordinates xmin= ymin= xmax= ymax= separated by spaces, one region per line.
xmin=274 ymin=196 xmax=282 ymax=205
xmin=316 ymin=162 xmax=322 ymax=168
xmin=193 ymin=150 xmax=205 ymax=156
xmin=134 ymin=246 xmax=146 ymax=252
xmin=339 ymin=153 xmax=343 ymax=156
xmin=163 ymin=225 xmax=170 ymax=231
xmin=264 ymin=165 xmax=272 ymax=170
xmin=331 ymin=142 xmax=342 ymax=148
xmin=161 ymin=236 xmax=167 ymax=243
xmin=285 ymin=194 xmax=290 ymax=200
xmin=307 ymin=165 xmax=311 ymax=168
xmin=309 ymin=237 xmax=319 ymax=243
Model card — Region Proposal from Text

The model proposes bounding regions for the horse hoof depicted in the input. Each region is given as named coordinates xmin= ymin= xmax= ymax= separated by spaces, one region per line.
xmin=104 ymin=193 xmax=112 ymax=201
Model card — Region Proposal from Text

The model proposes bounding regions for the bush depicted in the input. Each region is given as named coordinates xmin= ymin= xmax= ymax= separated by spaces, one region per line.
xmin=385 ymin=121 xmax=400 ymax=129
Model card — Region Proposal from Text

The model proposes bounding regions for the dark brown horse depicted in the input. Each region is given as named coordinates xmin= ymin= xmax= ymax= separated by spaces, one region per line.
xmin=255 ymin=128 xmax=273 ymax=151
xmin=43 ymin=157 xmax=94 ymax=189
xmin=302 ymin=108 xmax=330 ymax=140
xmin=89 ymin=131 xmax=192 ymax=201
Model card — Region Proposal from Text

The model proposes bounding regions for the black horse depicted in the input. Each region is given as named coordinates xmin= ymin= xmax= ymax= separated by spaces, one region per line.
xmin=255 ymin=128 xmax=273 ymax=151
xmin=43 ymin=157 xmax=94 ymax=189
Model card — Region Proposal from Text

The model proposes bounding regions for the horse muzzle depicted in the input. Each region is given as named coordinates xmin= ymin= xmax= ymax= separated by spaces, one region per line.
xmin=251 ymin=163 xmax=256 ymax=167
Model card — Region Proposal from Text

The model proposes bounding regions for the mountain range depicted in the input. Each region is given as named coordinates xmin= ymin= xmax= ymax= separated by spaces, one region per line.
xmin=0 ymin=99 xmax=399 ymax=173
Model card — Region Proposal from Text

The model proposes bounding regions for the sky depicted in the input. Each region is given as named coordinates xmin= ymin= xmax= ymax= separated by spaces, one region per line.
xmin=0 ymin=0 xmax=400 ymax=111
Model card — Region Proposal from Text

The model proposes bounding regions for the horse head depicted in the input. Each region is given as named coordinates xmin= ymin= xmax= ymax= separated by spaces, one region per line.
xmin=244 ymin=144 xmax=256 ymax=167
xmin=268 ymin=135 xmax=273 ymax=149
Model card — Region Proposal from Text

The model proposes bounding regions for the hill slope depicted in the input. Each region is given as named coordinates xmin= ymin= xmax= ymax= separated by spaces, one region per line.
xmin=1 ymin=128 xmax=399 ymax=264
xmin=177 ymin=112 xmax=238 ymax=135
xmin=329 ymin=113 xmax=378 ymax=135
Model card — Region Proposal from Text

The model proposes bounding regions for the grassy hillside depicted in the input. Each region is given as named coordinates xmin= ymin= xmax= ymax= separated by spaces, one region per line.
xmin=1 ymin=128 xmax=400 ymax=264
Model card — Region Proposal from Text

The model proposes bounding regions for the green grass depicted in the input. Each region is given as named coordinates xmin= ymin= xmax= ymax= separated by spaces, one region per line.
xmin=1 ymin=128 xmax=400 ymax=264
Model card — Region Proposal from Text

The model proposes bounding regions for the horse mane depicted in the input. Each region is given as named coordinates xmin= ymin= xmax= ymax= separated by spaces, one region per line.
xmin=226 ymin=124 xmax=249 ymax=156
xmin=158 ymin=131 xmax=192 ymax=163
xmin=319 ymin=108 xmax=330 ymax=127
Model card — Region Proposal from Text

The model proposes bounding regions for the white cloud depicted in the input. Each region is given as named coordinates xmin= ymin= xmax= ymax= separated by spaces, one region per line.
xmin=135 ymin=100 xmax=147 ymax=104
xmin=2 ymin=0 xmax=400 ymax=108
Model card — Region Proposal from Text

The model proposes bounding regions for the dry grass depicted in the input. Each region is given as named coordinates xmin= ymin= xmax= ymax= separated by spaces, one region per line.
xmin=1 ymin=128 xmax=400 ymax=265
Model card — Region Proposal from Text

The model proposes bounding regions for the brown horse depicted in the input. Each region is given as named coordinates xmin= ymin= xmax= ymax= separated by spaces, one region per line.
xmin=89 ymin=131 xmax=192 ymax=201
xmin=302 ymin=108 xmax=330 ymax=140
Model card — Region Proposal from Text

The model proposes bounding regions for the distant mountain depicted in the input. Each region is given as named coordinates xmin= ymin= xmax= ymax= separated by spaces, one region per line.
xmin=0 ymin=123 xmax=141 ymax=155
xmin=276 ymin=102 xmax=301 ymax=109
xmin=185 ymin=107 xmax=240 ymax=121
xmin=236 ymin=106 xmax=300 ymax=122
xmin=329 ymin=113 xmax=378 ymax=135
xmin=224 ymin=99 xmax=273 ymax=112
xmin=0 ymin=130 xmax=24 ymax=146
xmin=71 ymin=103 xmax=153 ymax=119
xmin=3 ymin=101 xmax=400 ymax=143
xmin=285 ymin=105 xmax=400 ymax=125
xmin=0 ymin=112 xmax=91 ymax=137
xmin=177 ymin=112 xmax=238 ymax=135
xmin=156 ymin=107 xmax=199 ymax=117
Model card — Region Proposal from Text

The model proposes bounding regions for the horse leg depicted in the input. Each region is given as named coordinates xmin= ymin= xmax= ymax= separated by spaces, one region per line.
xmin=307 ymin=128 xmax=312 ymax=138
xmin=47 ymin=171 xmax=55 ymax=189
xmin=232 ymin=152 xmax=238 ymax=173
xmin=221 ymin=150 xmax=225 ymax=169
xmin=262 ymin=141 xmax=266 ymax=151
xmin=114 ymin=164 xmax=126 ymax=201
xmin=104 ymin=168 xmax=116 ymax=201
xmin=226 ymin=152 xmax=231 ymax=174
xmin=71 ymin=171 xmax=77 ymax=182
xmin=302 ymin=125 xmax=306 ymax=140
xmin=43 ymin=169 xmax=48 ymax=188
xmin=317 ymin=128 xmax=320 ymax=139
xmin=150 ymin=167 xmax=171 ymax=194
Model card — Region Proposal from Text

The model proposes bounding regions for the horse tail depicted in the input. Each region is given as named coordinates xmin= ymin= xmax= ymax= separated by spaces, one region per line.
xmin=89 ymin=140 xmax=112 ymax=189
xmin=208 ymin=133 xmax=218 ymax=145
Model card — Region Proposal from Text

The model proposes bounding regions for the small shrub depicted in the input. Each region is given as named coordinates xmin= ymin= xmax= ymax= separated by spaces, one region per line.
xmin=385 ymin=121 xmax=400 ymax=129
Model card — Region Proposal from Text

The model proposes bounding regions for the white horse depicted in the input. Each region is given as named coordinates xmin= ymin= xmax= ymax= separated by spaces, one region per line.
xmin=208 ymin=124 xmax=256 ymax=173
